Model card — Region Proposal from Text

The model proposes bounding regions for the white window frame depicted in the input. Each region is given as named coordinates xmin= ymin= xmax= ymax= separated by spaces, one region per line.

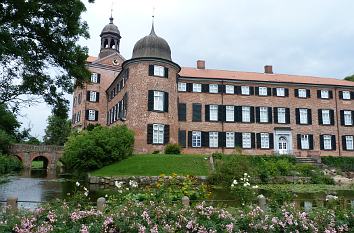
xmin=153 ymin=91 xmax=164 ymax=111
xmin=226 ymin=132 xmax=235 ymax=148
xmin=322 ymin=110 xmax=331 ymax=125
xmin=88 ymin=110 xmax=96 ymax=121
xmin=298 ymin=89 xmax=307 ymax=98
xmin=259 ymin=87 xmax=268 ymax=96
xmin=346 ymin=136 xmax=354 ymax=150
xmin=91 ymin=73 xmax=98 ymax=83
xmin=193 ymin=83 xmax=202 ymax=92
xmin=323 ymin=135 xmax=332 ymax=150
xmin=242 ymin=106 xmax=251 ymax=122
xmin=226 ymin=106 xmax=234 ymax=122
xmin=178 ymin=82 xmax=186 ymax=92
xmin=242 ymin=133 xmax=251 ymax=149
xmin=209 ymin=132 xmax=218 ymax=148
xmin=192 ymin=131 xmax=201 ymax=148
xmin=344 ymin=111 xmax=352 ymax=126
xmin=301 ymin=135 xmax=309 ymax=150
xmin=153 ymin=124 xmax=164 ymax=144
xmin=153 ymin=65 xmax=165 ymax=77
xmin=299 ymin=109 xmax=308 ymax=124
xmin=278 ymin=108 xmax=286 ymax=124
xmin=76 ymin=111 xmax=81 ymax=123
xmin=209 ymin=84 xmax=218 ymax=93
xmin=241 ymin=86 xmax=250 ymax=95
xmin=342 ymin=91 xmax=351 ymax=100
xmin=260 ymin=133 xmax=270 ymax=149
xmin=89 ymin=91 xmax=97 ymax=102
xmin=260 ymin=107 xmax=268 ymax=123
xmin=210 ymin=105 xmax=218 ymax=121
xmin=321 ymin=90 xmax=329 ymax=99
xmin=276 ymin=88 xmax=285 ymax=97
xmin=225 ymin=85 xmax=234 ymax=94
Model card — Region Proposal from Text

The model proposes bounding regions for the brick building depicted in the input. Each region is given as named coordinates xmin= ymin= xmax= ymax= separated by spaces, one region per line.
xmin=72 ymin=18 xmax=354 ymax=157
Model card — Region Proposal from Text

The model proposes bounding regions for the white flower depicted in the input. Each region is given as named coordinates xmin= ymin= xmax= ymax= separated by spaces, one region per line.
xmin=231 ymin=184 xmax=235 ymax=188
xmin=244 ymin=173 xmax=248 ymax=176
xmin=243 ymin=182 xmax=250 ymax=187
xmin=115 ymin=181 xmax=123 ymax=188
xmin=83 ymin=187 xmax=88 ymax=191
xmin=84 ymin=191 xmax=89 ymax=197
xmin=129 ymin=180 xmax=138 ymax=188
xmin=75 ymin=181 xmax=80 ymax=187
xmin=232 ymin=180 xmax=238 ymax=185
xmin=105 ymin=194 xmax=108 ymax=198
xmin=252 ymin=185 xmax=259 ymax=189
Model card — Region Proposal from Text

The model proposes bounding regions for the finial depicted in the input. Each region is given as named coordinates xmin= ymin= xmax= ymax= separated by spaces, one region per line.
xmin=109 ymin=1 xmax=114 ymax=24
xmin=150 ymin=6 xmax=156 ymax=35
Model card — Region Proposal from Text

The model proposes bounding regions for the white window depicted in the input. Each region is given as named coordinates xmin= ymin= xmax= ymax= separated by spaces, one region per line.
xmin=261 ymin=133 xmax=269 ymax=149
xmin=344 ymin=111 xmax=352 ymax=126
xmin=210 ymin=105 xmax=218 ymax=121
xmin=209 ymin=132 xmax=218 ymax=148
xmin=226 ymin=106 xmax=234 ymax=122
xmin=225 ymin=85 xmax=234 ymax=94
xmin=298 ymin=89 xmax=307 ymax=98
xmin=153 ymin=124 xmax=164 ymax=144
xmin=91 ymin=73 xmax=98 ymax=83
xmin=209 ymin=84 xmax=218 ymax=93
xmin=276 ymin=88 xmax=285 ymax=97
xmin=300 ymin=109 xmax=308 ymax=124
xmin=322 ymin=110 xmax=331 ymax=125
xmin=192 ymin=131 xmax=201 ymax=147
xmin=226 ymin=132 xmax=235 ymax=148
xmin=321 ymin=90 xmax=329 ymax=99
xmin=178 ymin=82 xmax=186 ymax=92
xmin=76 ymin=111 xmax=81 ymax=123
xmin=89 ymin=91 xmax=97 ymax=102
xmin=260 ymin=107 xmax=268 ymax=123
xmin=259 ymin=87 xmax=268 ymax=96
xmin=153 ymin=65 xmax=165 ymax=77
xmin=323 ymin=135 xmax=332 ymax=150
xmin=241 ymin=86 xmax=250 ymax=95
xmin=88 ymin=110 xmax=96 ymax=121
xmin=301 ymin=135 xmax=309 ymax=150
xmin=346 ymin=136 xmax=354 ymax=150
xmin=193 ymin=83 xmax=201 ymax=92
xmin=342 ymin=91 xmax=351 ymax=100
xmin=278 ymin=108 xmax=286 ymax=124
xmin=153 ymin=91 xmax=164 ymax=111
xmin=242 ymin=106 xmax=251 ymax=122
xmin=242 ymin=133 xmax=251 ymax=149
xmin=113 ymin=106 xmax=117 ymax=122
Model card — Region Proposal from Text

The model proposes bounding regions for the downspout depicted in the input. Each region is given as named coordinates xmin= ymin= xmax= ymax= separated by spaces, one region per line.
xmin=334 ymin=87 xmax=341 ymax=156
xmin=221 ymin=80 xmax=225 ymax=154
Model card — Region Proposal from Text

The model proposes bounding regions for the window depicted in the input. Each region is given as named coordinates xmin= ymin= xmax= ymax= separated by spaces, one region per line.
xmin=89 ymin=91 xmax=97 ymax=102
xmin=88 ymin=110 xmax=96 ymax=121
xmin=76 ymin=111 xmax=81 ymax=123
xmin=192 ymin=131 xmax=201 ymax=147
xmin=241 ymin=86 xmax=250 ymax=95
xmin=323 ymin=135 xmax=332 ymax=150
xmin=209 ymin=132 xmax=218 ymax=148
xmin=259 ymin=87 xmax=267 ymax=96
xmin=321 ymin=90 xmax=329 ymax=99
xmin=301 ymin=135 xmax=309 ymax=149
xmin=192 ymin=103 xmax=202 ymax=122
xmin=153 ymin=65 xmax=165 ymax=76
xmin=153 ymin=91 xmax=164 ymax=111
xmin=193 ymin=83 xmax=201 ymax=92
xmin=260 ymin=107 xmax=268 ymax=123
xmin=298 ymin=89 xmax=307 ymax=98
xmin=322 ymin=110 xmax=330 ymax=125
xmin=91 ymin=73 xmax=98 ymax=83
xmin=210 ymin=105 xmax=218 ymax=121
xmin=242 ymin=133 xmax=251 ymax=149
xmin=346 ymin=136 xmax=354 ymax=150
xmin=226 ymin=106 xmax=234 ymax=122
xmin=78 ymin=93 xmax=82 ymax=104
xmin=178 ymin=82 xmax=186 ymax=92
xmin=278 ymin=108 xmax=286 ymax=124
xmin=300 ymin=109 xmax=308 ymax=124
xmin=344 ymin=111 xmax=352 ymax=126
xmin=242 ymin=106 xmax=251 ymax=122
xmin=260 ymin=133 xmax=269 ymax=149
xmin=152 ymin=124 xmax=164 ymax=144
xmin=226 ymin=132 xmax=235 ymax=148
xmin=276 ymin=88 xmax=285 ymax=97
xmin=209 ymin=84 xmax=218 ymax=93
xmin=342 ymin=91 xmax=351 ymax=100
xmin=225 ymin=85 xmax=234 ymax=94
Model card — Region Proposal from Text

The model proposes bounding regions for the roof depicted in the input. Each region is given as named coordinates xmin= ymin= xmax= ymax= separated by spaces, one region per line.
xmin=86 ymin=56 xmax=97 ymax=63
xmin=179 ymin=67 xmax=354 ymax=87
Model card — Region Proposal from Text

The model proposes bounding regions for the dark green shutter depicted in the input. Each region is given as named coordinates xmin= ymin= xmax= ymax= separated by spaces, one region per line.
xmin=218 ymin=85 xmax=224 ymax=93
xmin=148 ymin=90 xmax=154 ymax=111
xmin=256 ymin=133 xmax=261 ymax=148
xmin=96 ymin=92 xmax=100 ymax=102
xmin=235 ymin=133 xmax=242 ymax=147
xmin=306 ymin=89 xmax=311 ymax=98
xmin=269 ymin=133 xmax=274 ymax=149
xmin=205 ymin=105 xmax=210 ymax=121
xmin=268 ymin=107 xmax=273 ymax=123
xmin=255 ymin=87 xmax=259 ymax=95
xmin=97 ymin=73 xmax=101 ymax=83
xmin=272 ymin=88 xmax=277 ymax=96
xmin=309 ymin=135 xmax=314 ymax=150
xmin=164 ymin=125 xmax=170 ymax=144
xmin=235 ymin=106 xmax=241 ymax=122
xmin=339 ymin=91 xmax=343 ymax=99
xmin=179 ymin=130 xmax=186 ymax=148
xmin=331 ymin=135 xmax=336 ymax=150
xmin=250 ymin=107 xmax=255 ymax=123
xmin=330 ymin=110 xmax=335 ymax=125
xmin=308 ymin=109 xmax=312 ymax=125
xmin=218 ymin=105 xmax=225 ymax=122
xmin=274 ymin=108 xmax=278 ymax=123
xmin=202 ymin=132 xmax=209 ymax=147
xmin=255 ymin=107 xmax=260 ymax=123
xmin=235 ymin=86 xmax=241 ymax=95
xmin=295 ymin=89 xmax=299 ymax=97
xmin=249 ymin=87 xmax=255 ymax=95
xmin=285 ymin=108 xmax=290 ymax=124
xmin=164 ymin=92 xmax=169 ymax=112
xmin=329 ymin=90 xmax=333 ymax=99
xmin=285 ymin=88 xmax=289 ymax=97
xmin=164 ymin=67 xmax=169 ymax=78
xmin=188 ymin=131 xmax=192 ymax=147
xmin=186 ymin=83 xmax=193 ymax=92
xmin=178 ymin=103 xmax=186 ymax=121
xmin=295 ymin=108 xmax=300 ymax=124
xmin=251 ymin=133 xmax=256 ymax=149
xmin=318 ymin=109 xmax=323 ymax=125
xmin=320 ymin=135 xmax=324 ymax=150
xmin=317 ymin=90 xmax=321 ymax=98
xmin=297 ymin=134 xmax=301 ymax=149
xmin=86 ymin=91 xmax=90 ymax=101
xmin=342 ymin=136 xmax=347 ymax=151
xmin=95 ymin=111 xmax=98 ymax=121
xmin=192 ymin=103 xmax=202 ymax=122
xmin=267 ymin=88 xmax=272 ymax=96
xmin=147 ymin=124 xmax=153 ymax=144
xmin=219 ymin=132 xmax=226 ymax=148
xmin=202 ymin=84 xmax=209 ymax=93
xmin=148 ymin=65 xmax=154 ymax=76
xmin=340 ymin=110 xmax=345 ymax=125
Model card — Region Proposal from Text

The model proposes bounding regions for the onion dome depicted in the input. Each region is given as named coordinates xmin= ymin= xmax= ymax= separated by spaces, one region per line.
xmin=100 ymin=17 xmax=120 ymax=36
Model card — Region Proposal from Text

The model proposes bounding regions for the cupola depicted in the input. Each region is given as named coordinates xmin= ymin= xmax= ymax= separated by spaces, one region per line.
xmin=99 ymin=17 xmax=121 ymax=58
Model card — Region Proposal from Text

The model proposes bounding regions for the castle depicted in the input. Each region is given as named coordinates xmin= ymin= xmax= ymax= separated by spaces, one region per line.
xmin=72 ymin=17 xmax=354 ymax=157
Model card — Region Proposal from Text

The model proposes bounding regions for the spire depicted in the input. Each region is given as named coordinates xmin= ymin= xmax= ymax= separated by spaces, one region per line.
xmin=150 ymin=7 xmax=156 ymax=36
xmin=109 ymin=1 xmax=114 ymax=24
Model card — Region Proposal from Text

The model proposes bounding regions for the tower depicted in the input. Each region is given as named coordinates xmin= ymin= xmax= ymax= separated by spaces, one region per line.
xmin=99 ymin=16 xmax=121 ymax=58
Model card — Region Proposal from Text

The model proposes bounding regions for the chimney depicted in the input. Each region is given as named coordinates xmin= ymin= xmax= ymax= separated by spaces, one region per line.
xmin=197 ymin=60 xmax=205 ymax=69
xmin=264 ymin=65 xmax=273 ymax=74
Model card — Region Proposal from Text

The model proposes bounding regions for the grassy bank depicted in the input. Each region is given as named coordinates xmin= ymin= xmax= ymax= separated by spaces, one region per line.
xmin=91 ymin=154 xmax=210 ymax=176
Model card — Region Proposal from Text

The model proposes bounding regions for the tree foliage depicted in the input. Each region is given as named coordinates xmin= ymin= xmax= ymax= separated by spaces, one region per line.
xmin=344 ymin=74 xmax=354 ymax=82
xmin=43 ymin=115 xmax=71 ymax=146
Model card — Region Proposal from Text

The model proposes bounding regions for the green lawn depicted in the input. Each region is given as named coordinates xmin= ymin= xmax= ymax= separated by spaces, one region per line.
xmin=91 ymin=154 xmax=210 ymax=176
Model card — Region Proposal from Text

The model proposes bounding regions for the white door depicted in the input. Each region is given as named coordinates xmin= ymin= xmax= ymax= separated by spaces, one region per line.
xmin=278 ymin=137 xmax=288 ymax=155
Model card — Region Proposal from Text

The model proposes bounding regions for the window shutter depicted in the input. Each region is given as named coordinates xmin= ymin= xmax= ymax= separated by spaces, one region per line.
xmin=164 ymin=67 xmax=169 ymax=78
xmin=295 ymin=108 xmax=300 ymax=124
xmin=256 ymin=133 xmax=261 ymax=149
xmin=255 ymin=107 xmax=260 ymax=123
xmin=218 ymin=84 xmax=224 ymax=93
xmin=307 ymin=109 xmax=312 ymax=125
xmin=285 ymin=108 xmax=290 ymax=124
xmin=97 ymin=73 xmax=101 ymax=83
xmin=96 ymin=93 xmax=100 ymax=102
xmin=235 ymin=133 xmax=242 ymax=147
xmin=342 ymin=136 xmax=347 ymax=151
xmin=178 ymin=103 xmax=187 ymax=121
xmin=268 ymin=107 xmax=273 ymax=123
xmin=352 ymin=111 xmax=354 ymax=125
xmin=250 ymin=107 xmax=255 ymax=123
xmin=331 ymin=135 xmax=336 ymax=150
xmin=317 ymin=90 xmax=321 ymax=98
xmin=295 ymin=89 xmax=299 ymax=97
xmin=255 ymin=87 xmax=259 ymax=95
xmin=306 ymin=89 xmax=311 ymax=98
xmin=219 ymin=132 xmax=226 ymax=148
xmin=148 ymin=65 xmax=154 ymax=76
xmin=340 ymin=110 xmax=345 ymax=125
xmin=148 ymin=90 xmax=154 ymax=111
xmin=186 ymin=83 xmax=193 ymax=92
xmin=339 ymin=91 xmax=343 ymax=99
xmin=318 ymin=109 xmax=323 ymax=125
xmin=218 ymin=105 xmax=225 ymax=122
xmin=164 ymin=92 xmax=169 ymax=112
xmin=320 ymin=135 xmax=324 ymax=150
xmin=250 ymin=87 xmax=255 ymax=95
xmin=202 ymin=132 xmax=209 ymax=147
xmin=269 ymin=133 xmax=274 ymax=149
xmin=330 ymin=110 xmax=335 ymax=125
xmin=267 ymin=88 xmax=272 ymax=96
xmin=86 ymin=91 xmax=90 ymax=101
xmin=95 ymin=111 xmax=99 ymax=121
xmin=297 ymin=134 xmax=301 ymax=149
xmin=309 ymin=135 xmax=314 ymax=150
xmin=351 ymin=91 xmax=354 ymax=99
xmin=202 ymin=84 xmax=209 ymax=93
xmin=188 ymin=131 xmax=192 ymax=147
xmin=274 ymin=108 xmax=278 ymax=123
xmin=235 ymin=86 xmax=241 ymax=95
xmin=285 ymin=88 xmax=289 ymax=97
xmin=329 ymin=90 xmax=333 ymax=99
xmin=235 ymin=106 xmax=241 ymax=122
xmin=205 ymin=105 xmax=210 ymax=122
xmin=147 ymin=124 xmax=153 ymax=144
xmin=192 ymin=103 xmax=202 ymax=122
xmin=164 ymin=125 xmax=170 ymax=144
xmin=272 ymin=88 xmax=277 ymax=96
xmin=178 ymin=130 xmax=186 ymax=148
xmin=251 ymin=133 xmax=256 ymax=149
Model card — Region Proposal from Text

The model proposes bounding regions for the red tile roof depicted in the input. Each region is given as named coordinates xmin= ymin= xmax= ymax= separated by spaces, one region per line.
xmin=86 ymin=56 xmax=97 ymax=63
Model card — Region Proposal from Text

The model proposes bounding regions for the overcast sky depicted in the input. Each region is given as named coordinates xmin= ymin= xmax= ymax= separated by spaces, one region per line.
xmin=19 ymin=0 xmax=354 ymax=139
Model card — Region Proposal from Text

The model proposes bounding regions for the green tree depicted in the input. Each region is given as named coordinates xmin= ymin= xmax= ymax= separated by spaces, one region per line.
xmin=344 ymin=74 xmax=354 ymax=82
xmin=0 ymin=0 xmax=93 ymax=110
xmin=43 ymin=115 xmax=71 ymax=146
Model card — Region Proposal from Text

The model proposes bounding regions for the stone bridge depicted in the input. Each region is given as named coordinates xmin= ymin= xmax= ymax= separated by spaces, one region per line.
xmin=9 ymin=144 xmax=64 ymax=173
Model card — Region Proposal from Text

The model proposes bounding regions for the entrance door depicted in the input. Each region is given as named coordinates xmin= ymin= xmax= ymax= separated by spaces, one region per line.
xmin=278 ymin=137 xmax=288 ymax=155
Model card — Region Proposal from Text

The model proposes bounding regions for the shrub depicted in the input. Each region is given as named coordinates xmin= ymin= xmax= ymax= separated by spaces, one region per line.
xmin=321 ymin=156 xmax=354 ymax=171
xmin=0 ymin=129 xmax=13 ymax=154
xmin=0 ymin=154 xmax=22 ymax=175
xmin=61 ymin=125 xmax=134 ymax=172
xmin=164 ymin=143 xmax=181 ymax=154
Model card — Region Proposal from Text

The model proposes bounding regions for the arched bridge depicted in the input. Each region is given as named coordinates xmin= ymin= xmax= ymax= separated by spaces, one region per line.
xmin=9 ymin=144 xmax=64 ymax=173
